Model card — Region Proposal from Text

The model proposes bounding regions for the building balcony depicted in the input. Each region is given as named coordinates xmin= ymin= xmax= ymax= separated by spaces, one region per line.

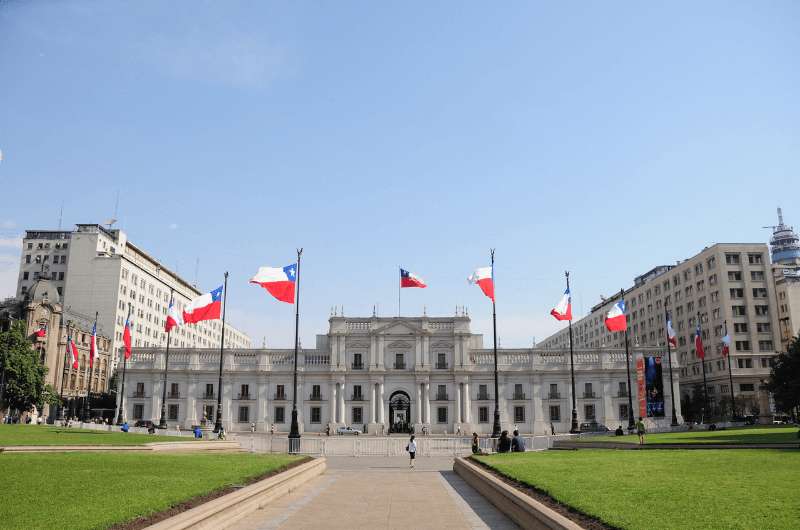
xmin=351 ymin=395 xmax=364 ymax=401
xmin=511 ymin=393 xmax=526 ymax=400
xmin=476 ymin=393 xmax=491 ymax=401
xmin=435 ymin=393 xmax=449 ymax=401
xmin=167 ymin=392 xmax=180 ymax=399
xmin=236 ymin=393 xmax=253 ymax=400
xmin=617 ymin=391 xmax=629 ymax=398
xmin=435 ymin=362 xmax=448 ymax=369
xmin=308 ymin=394 xmax=323 ymax=401
xmin=274 ymin=393 xmax=287 ymax=401
xmin=393 ymin=362 xmax=406 ymax=369
xmin=583 ymin=392 xmax=597 ymax=399
xmin=131 ymin=391 xmax=146 ymax=398
xmin=351 ymin=362 xmax=364 ymax=370
xmin=200 ymin=393 xmax=215 ymax=400
xmin=547 ymin=392 xmax=561 ymax=399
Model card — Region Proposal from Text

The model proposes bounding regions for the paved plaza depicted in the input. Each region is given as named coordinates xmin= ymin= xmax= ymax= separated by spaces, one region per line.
xmin=230 ymin=456 xmax=517 ymax=529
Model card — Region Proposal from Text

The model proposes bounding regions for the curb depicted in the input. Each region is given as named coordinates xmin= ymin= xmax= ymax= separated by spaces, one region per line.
xmin=0 ymin=441 xmax=241 ymax=453
xmin=453 ymin=457 xmax=583 ymax=530
xmin=554 ymin=441 xmax=800 ymax=450
xmin=146 ymin=457 xmax=326 ymax=530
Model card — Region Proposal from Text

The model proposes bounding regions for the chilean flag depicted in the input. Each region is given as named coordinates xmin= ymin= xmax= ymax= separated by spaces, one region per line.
xmin=250 ymin=264 xmax=297 ymax=304
xmin=68 ymin=335 xmax=79 ymax=369
xmin=550 ymin=288 xmax=572 ymax=321
xmin=695 ymin=323 xmax=705 ymax=359
xmin=604 ymin=299 xmax=627 ymax=332
xmin=667 ymin=319 xmax=677 ymax=347
xmin=400 ymin=268 xmax=427 ymax=288
xmin=35 ymin=324 xmax=47 ymax=338
xmin=468 ymin=267 xmax=494 ymax=301
xmin=123 ymin=314 xmax=132 ymax=360
xmin=721 ymin=333 xmax=731 ymax=357
xmin=165 ymin=297 xmax=183 ymax=333
xmin=89 ymin=321 xmax=97 ymax=369
xmin=183 ymin=286 xmax=223 ymax=323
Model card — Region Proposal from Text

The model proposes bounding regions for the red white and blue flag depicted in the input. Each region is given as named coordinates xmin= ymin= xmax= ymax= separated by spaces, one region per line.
xmin=183 ymin=286 xmax=223 ymax=323
xmin=468 ymin=266 xmax=494 ymax=301
xmin=35 ymin=324 xmax=47 ymax=338
xmin=89 ymin=321 xmax=97 ymax=369
xmin=165 ymin=296 xmax=183 ymax=333
xmin=250 ymin=264 xmax=297 ymax=304
xmin=400 ymin=268 xmax=427 ymax=288
xmin=695 ymin=323 xmax=706 ymax=359
xmin=721 ymin=333 xmax=731 ymax=357
xmin=123 ymin=313 xmax=132 ymax=360
xmin=667 ymin=318 xmax=677 ymax=347
xmin=550 ymin=288 xmax=572 ymax=321
xmin=604 ymin=299 xmax=627 ymax=332
xmin=68 ymin=335 xmax=79 ymax=369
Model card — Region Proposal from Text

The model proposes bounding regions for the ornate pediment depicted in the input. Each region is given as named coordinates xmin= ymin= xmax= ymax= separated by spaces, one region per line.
xmin=431 ymin=341 xmax=453 ymax=349
xmin=387 ymin=340 xmax=413 ymax=349
xmin=346 ymin=341 xmax=370 ymax=349
xmin=372 ymin=319 xmax=425 ymax=336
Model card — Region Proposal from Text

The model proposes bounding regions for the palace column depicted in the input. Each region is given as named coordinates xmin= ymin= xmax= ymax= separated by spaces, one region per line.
xmin=463 ymin=381 xmax=471 ymax=423
xmin=456 ymin=382 xmax=462 ymax=424
xmin=338 ymin=382 xmax=346 ymax=425
xmin=330 ymin=381 xmax=337 ymax=423
xmin=424 ymin=382 xmax=431 ymax=424
xmin=416 ymin=384 xmax=422 ymax=423
xmin=378 ymin=382 xmax=385 ymax=424
xmin=369 ymin=383 xmax=376 ymax=423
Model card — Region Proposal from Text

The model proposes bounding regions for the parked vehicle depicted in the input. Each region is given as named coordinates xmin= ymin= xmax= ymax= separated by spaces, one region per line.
xmin=336 ymin=426 xmax=361 ymax=436
xmin=134 ymin=420 xmax=154 ymax=428
xmin=579 ymin=422 xmax=610 ymax=433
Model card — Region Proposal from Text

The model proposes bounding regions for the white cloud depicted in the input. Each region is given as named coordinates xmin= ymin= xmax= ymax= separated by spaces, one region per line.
xmin=0 ymin=255 xmax=19 ymax=299
xmin=169 ymin=223 xmax=179 ymax=231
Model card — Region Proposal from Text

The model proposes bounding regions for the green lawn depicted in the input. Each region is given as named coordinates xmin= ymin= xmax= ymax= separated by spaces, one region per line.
xmin=577 ymin=426 xmax=799 ymax=445
xmin=0 ymin=424 xmax=191 ymax=446
xmin=0 ymin=452 xmax=303 ymax=529
xmin=476 ymin=450 xmax=800 ymax=530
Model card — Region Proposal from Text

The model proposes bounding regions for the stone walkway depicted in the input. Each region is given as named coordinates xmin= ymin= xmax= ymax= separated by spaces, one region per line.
xmin=230 ymin=456 xmax=517 ymax=530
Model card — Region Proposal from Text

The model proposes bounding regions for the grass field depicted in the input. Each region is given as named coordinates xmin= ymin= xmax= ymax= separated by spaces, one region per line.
xmin=0 ymin=425 xmax=190 ymax=446
xmin=476 ymin=450 xmax=800 ymax=529
xmin=0 ymin=452 xmax=302 ymax=529
xmin=578 ymin=426 xmax=799 ymax=445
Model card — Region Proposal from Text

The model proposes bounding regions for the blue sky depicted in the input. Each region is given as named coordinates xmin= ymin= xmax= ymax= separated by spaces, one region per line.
xmin=1 ymin=1 xmax=798 ymax=347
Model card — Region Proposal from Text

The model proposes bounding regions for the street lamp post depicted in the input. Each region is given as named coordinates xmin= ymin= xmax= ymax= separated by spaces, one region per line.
xmin=289 ymin=249 xmax=303 ymax=450
xmin=490 ymin=249 xmax=502 ymax=439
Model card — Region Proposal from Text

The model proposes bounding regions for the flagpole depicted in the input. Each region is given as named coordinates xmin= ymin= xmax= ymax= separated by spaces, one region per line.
xmin=289 ymin=249 xmax=303 ymax=450
xmin=158 ymin=289 xmax=174 ymax=429
xmin=81 ymin=312 xmax=98 ymax=422
xmin=698 ymin=311 xmax=709 ymax=421
xmin=664 ymin=307 xmax=678 ymax=426
xmin=622 ymin=289 xmax=635 ymax=431
xmin=490 ymin=249 xmax=501 ymax=439
xmin=398 ymin=266 xmax=401 ymax=317
xmin=725 ymin=320 xmax=735 ymax=419
xmin=213 ymin=273 xmax=229 ymax=434
xmin=58 ymin=321 xmax=72 ymax=422
xmin=566 ymin=272 xmax=578 ymax=434
xmin=115 ymin=307 xmax=131 ymax=425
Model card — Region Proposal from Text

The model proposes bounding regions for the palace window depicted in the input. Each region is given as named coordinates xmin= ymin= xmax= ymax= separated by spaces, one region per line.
xmin=274 ymin=406 xmax=285 ymax=423
xmin=619 ymin=404 xmax=629 ymax=420
xmin=352 ymin=407 xmax=363 ymax=424
xmin=238 ymin=406 xmax=249 ymax=423
xmin=310 ymin=407 xmax=321 ymax=424
xmin=514 ymin=406 xmax=525 ymax=423
xmin=739 ymin=383 xmax=755 ymax=392
xmin=479 ymin=407 xmax=489 ymax=423
xmin=352 ymin=385 xmax=362 ymax=400
xmin=549 ymin=405 xmax=560 ymax=422
xmin=133 ymin=404 xmax=144 ymax=420
xmin=437 ymin=407 xmax=448 ymax=424
xmin=168 ymin=404 xmax=179 ymax=421
xmin=584 ymin=404 xmax=596 ymax=421
xmin=204 ymin=405 xmax=214 ymax=422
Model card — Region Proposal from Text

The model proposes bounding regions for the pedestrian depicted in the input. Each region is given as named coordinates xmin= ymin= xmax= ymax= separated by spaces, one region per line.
xmin=511 ymin=430 xmax=526 ymax=452
xmin=497 ymin=430 xmax=512 ymax=453
xmin=636 ymin=417 xmax=646 ymax=445
xmin=250 ymin=422 xmax=256 ymax=434
xmin=456 ymin=425 xmax=462 ymax=436
xmin=270 ymin=423 xmax=276 ymax=435
xmin=550 ymin=422 xmax=556 ymax=436
xmin=406 ymin=435 xmax=417 ymax=468
xmin=176 ymin=424 xmax=181 ymax=435
xmin=471 ymin=432 xmax=480 ymax=454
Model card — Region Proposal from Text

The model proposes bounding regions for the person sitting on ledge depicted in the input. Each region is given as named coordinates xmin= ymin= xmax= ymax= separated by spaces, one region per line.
xmin=497 ymin=430 xmax=512 ymax=453
xmin=511 ymin=430 xmax=526 ymax=452
xmin=120 ymin=422 xmax=129 ymax=433
xmin=471 ymin=432 xmax=480 ymax=454
xmin=615 ymin=425 xmax=624 ymax=436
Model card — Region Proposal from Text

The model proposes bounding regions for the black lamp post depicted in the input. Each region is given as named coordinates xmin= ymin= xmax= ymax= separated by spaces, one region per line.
xmin=490 ymin=249 xmax=502 ymax=439
xmin=158 ymin=289 xmax=174 ymax=430
xmin=289 ymin=249 xmax=303 ymax=450
xmin=566 ymin=272 xmax=579 ymax=434
xmin=213 ymin=273 xmax=230 ymax=434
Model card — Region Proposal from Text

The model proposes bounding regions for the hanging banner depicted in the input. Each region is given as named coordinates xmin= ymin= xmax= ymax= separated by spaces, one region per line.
xmin=636 ymin=354 xmax=646 ymax=419
xmin=645 ymin=355 xmax=665 ymax=417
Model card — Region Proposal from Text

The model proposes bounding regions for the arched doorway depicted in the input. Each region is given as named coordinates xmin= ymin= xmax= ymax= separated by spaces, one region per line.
xmin=388 ymin=391 xmax=411 ymax=433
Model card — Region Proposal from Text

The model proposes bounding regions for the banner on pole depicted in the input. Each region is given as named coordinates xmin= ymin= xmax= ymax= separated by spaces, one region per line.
xmin=645 ymin=355 xmax=665 ymax=417
xmin=636 ymin=354 xmax=646 ymax=419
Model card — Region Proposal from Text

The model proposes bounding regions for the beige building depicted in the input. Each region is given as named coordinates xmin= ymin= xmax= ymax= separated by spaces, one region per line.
xmin=15 ymin=224 xmax=251 ymax=375
xmin=768 ymin=208 xmax=800 ymax=351
xmin=540 ymin=243 xmax=782 ymax=414
xmin=1 ymin=275 xmax=112 ymax=418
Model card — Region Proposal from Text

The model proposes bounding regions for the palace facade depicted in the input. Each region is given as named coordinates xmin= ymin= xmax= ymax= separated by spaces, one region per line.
xmin=122 ymin=314 xmax=682 ymax=434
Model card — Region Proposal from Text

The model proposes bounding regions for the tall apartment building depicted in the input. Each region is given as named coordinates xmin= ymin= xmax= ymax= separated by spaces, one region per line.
xmin=540 ymin=243 xmax=782 ymax=414
xmin=768 ymin=208 xmax=800 ymax=351
xmin=15 ymin=224 xmax=251 ymax=372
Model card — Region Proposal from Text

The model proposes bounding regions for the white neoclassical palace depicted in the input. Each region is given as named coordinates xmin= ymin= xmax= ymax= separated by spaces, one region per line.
xmin=122 ymin=314 xmax=682 ymax=434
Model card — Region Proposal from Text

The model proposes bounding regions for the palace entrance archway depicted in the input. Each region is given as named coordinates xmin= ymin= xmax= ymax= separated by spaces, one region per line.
xmin=388 ymin=391 xmax=411 ymax=434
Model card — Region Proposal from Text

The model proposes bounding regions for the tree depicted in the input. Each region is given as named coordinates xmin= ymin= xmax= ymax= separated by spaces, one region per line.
xmin=767 ymin=335 xmax=800 ymax=416
xmin=0 ymin=320 xmax=57 ymax=414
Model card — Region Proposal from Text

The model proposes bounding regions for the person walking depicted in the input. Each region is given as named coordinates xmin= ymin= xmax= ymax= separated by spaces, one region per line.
xmin=550 ymin=422 xmax=556 ymax=436
xmin=471 ymin=432 xmax=480 ymax=454
xmin=636 ymin=417 xmax=646 ymax=445
xmin=406 ymin=435 xmax=417 ymax=468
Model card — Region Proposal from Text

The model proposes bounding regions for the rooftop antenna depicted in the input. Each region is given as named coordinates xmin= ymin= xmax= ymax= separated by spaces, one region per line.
xmin=58 ymin=201 xmax=64 ymax=229
xmin=104 ymin=191 xmax=120 ymax=229
xmin=193 ymin=257 xmax=200 ymax=288
xmin=763 ymin=207 xmax=785 ymax=231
